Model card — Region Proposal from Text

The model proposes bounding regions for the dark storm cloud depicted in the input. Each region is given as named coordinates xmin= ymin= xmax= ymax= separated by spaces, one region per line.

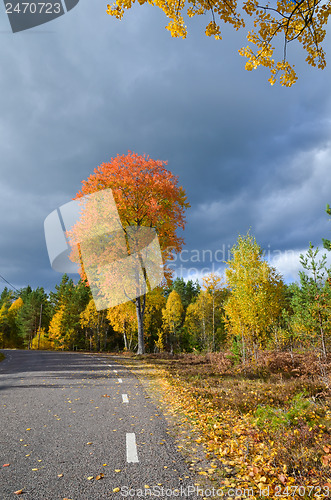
xmin=0 ymin=1 xmax=331 ymax=292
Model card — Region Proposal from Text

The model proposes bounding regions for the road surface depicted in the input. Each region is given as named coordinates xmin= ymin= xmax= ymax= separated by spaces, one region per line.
xmin=0 ymin=350 xmax=202 ymax=499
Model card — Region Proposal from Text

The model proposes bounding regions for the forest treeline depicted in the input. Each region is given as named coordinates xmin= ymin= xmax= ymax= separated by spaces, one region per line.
xmin=0 ymin=232 xmax=330 ymax=359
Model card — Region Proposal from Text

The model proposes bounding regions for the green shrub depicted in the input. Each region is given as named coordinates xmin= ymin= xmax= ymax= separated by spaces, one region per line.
xmin=254 ymin=392 xmax=325 ymax=431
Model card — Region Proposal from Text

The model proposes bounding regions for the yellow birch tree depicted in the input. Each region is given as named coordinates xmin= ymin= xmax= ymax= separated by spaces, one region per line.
xmin=224 ymin=232 xmax=286 ymax=361
xmin=162 ymin=289 xmax=184 ymax=353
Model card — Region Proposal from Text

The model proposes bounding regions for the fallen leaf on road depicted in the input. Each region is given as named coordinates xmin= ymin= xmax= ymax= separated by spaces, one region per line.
xmin=102 ymin=394 xmax=110 ymax=398
xmin=96 ymin=473 xmax=104 ymax=480
xmin=14 ymin=490 xmax=24 ymax=495
xmin=114 ymin=469 xmax=121 ymax=472
xmin=58 ymin=474 xmax=64 ymax=478
xmin=26 ymin=428 xmax=31 ymax=431
xmin=87 ymin=476 xmax=94 ymax=480
xmin=86 ymin=442 xmax=92 ymax=445
xmin=3 ymin=463 xmax=10 ymax=467
xmin=113 ymin=487 xmax=120 ymax=492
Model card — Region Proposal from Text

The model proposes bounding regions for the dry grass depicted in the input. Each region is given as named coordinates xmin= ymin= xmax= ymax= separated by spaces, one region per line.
xmin=120 ymin=350 xmax=331 ymax=499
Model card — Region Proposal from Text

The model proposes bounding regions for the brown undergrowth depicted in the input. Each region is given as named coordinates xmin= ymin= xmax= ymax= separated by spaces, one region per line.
xmin=120 ymin=350 xmax=331 ymax=499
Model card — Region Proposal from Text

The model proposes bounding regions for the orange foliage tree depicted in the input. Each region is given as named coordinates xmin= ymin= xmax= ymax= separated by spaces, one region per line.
xmin=69 ymin=151 xmax=190 ymax=354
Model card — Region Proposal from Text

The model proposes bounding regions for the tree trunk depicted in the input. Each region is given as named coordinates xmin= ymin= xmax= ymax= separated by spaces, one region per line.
xmin=123 ymin=319 xmax=128 ymax=350
xmin=212 ymin=291 xmax=215 ymax=352
xmin=241 ymin=327 xmax=246 ymax=365
xmin=104 ymin=326 xmax=108 ymax=350
xmin=135 ymin=295 xmax=145 ymax=354
xmin=318 ymin=310 xmax=327 ymax=358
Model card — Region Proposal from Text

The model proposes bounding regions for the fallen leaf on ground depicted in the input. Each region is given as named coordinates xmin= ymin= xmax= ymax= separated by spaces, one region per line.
xmin=278 ymin=474 xmax=287 ymax=484
xmin=113 ymin=487 xmax=120 ymax=492
xmin=3 ymin=463 xmax=10 ymax=467
xmin=96 ymin=473 xmax=104 ymax=480
xmin=14 ymin=490 xmax=23 ymax=495
xmin=58 ymin=474 xmax=64 ymax=478
xmin=87 ymin=476 xmax=94 ymax=480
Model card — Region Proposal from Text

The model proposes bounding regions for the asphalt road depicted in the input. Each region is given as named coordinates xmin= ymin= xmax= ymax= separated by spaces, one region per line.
xmin=0 ymin=350 xmax=202 ymax=499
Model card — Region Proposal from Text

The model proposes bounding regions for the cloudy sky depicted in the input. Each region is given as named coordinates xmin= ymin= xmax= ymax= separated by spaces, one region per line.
xmin=0 ymin=1 xmax=331 ymax=295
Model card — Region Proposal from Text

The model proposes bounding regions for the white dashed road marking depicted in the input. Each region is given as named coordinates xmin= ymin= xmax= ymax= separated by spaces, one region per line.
xmin=118 ymin=378 xmax=123 ymax=383
xmin=122 ymin=394 xmax=129 ymax=403
xmin=126 ymin=433 xmax=139 ymax=463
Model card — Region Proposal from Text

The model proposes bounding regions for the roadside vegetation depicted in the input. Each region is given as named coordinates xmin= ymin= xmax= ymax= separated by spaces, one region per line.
xmin=122 ymin=351 xmax=330 ymax=499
